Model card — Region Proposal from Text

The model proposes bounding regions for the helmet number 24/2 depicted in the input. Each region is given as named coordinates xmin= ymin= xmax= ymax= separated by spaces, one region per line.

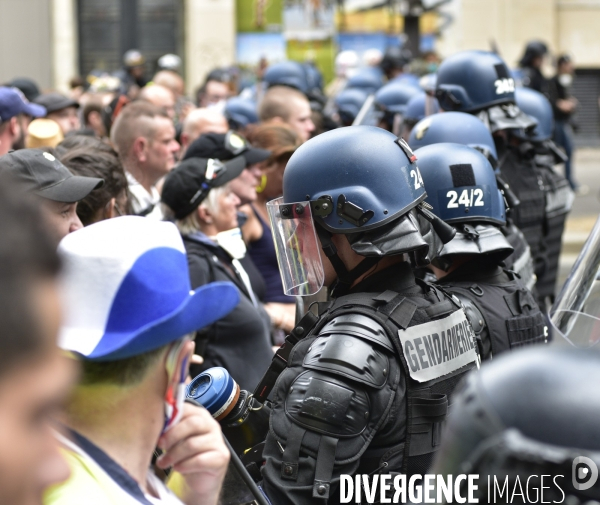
xmin=410 ymin=168 xmax=424 ymax=190
xmin=447 ymin=189 xmax=484 ymax=208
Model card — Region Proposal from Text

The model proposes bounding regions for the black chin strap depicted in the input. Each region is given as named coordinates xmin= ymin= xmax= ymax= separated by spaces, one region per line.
xmin=315 ymin=225 xmax=380 ymax=297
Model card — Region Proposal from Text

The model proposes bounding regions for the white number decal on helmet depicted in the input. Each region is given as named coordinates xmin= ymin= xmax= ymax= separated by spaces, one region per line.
xmin=494 ymin=78 xmax=515 ymax=95
xmin=410 ymin=168 xmax=424 ymax=190
xmin=447 ymin=189 xmax=485 ymax=209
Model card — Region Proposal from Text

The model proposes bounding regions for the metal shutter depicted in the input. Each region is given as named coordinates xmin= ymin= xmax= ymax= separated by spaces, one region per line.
xmin=78 ymin=0 xmax=183 ymax=80
xmin=572 ymin=69 xmax=600 ymax=147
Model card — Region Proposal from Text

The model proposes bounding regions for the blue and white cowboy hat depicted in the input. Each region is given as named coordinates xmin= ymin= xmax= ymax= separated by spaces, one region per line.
xmin=58 ymin=216 xmax=239 ymax=361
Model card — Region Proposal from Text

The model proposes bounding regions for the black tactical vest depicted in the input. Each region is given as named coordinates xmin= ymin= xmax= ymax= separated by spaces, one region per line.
xmin=498 ymin=146 xmax=547 ymax=282
xmin=500 ymin=219 xmax=536 ymax=292
xmin=437 ymin=270 xmax=548 ymax=360
xmin=534 ymin=151 xmax=573 ymax=308
xmin=261 ymin=282 xmax=479 ymax=504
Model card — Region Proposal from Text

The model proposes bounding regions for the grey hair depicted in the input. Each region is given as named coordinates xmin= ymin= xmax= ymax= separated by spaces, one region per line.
xmin=174 ymin=185 xmax=228 ymax=235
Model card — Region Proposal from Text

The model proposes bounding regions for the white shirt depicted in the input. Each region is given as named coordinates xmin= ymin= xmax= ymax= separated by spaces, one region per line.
xmin=126 ymin=171 xmax=164 ymax=220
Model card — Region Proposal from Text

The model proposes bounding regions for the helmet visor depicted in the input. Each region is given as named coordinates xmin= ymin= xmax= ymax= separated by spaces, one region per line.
xmin=551 ymin=215 xmax=600 ymax=348
xmin=267 ymin=197 xmax=325 ymax=296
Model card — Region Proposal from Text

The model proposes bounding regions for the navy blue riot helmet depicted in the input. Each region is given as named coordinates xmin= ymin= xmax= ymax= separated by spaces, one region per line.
xmin=432 ymin=347 xmax=600 ymax=503
xmin=435 ymin=51 xmax=537 ymax=133
xmin=513 ymin=87 xmax=553 ymax=141
xmin=263 ymin=61 xmax=308 ymax=94
xmin=302 ymin=62 xmax=323 ymax=95
xmin=375 ymin=80 xmax=421 ymax=134
xmin=334 ymin=88 xmax=369 ymax=126
xmin=283 ymin=126 xmax=426 ymax=232
xmin=414 ymin=143 xmax=511 ymax=265
xmin=404 ymin=91 xmax=440 ymax=126
xmin=409 ymin=112 xmax=498 ymax=163
xmin=436 ymin=50 xmax=515 ymax=113
xmin=224 ymin=97 xmax=258 ymax=131
xmin=266 ymin=126 xmax=456 ymax=296
xmin=414 ymin=143 xmax=506 ymax=226
xmin=375 ymin=80 xmax=421 ymax=114
xmin=346 ymin=68 xmax=383 ymax=94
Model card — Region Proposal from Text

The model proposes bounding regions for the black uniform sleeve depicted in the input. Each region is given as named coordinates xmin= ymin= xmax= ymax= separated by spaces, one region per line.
xmin=261 ymin=314 xmax=403 ymax=505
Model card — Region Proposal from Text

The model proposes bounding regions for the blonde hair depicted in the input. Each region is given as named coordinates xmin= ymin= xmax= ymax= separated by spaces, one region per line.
xmin=175 ymin=185 xmax=228 ymax=235
xmin=258 ymin=86 xmax=309 ymax=122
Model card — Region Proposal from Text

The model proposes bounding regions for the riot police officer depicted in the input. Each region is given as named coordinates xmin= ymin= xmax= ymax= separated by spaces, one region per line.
xmin=436 ymin=51 xmax=548 ymax=297
xmin=224 ymin=97 xmax=259 ymax=132
xmin=409 ymin=111 xmax=537 ymax=291
xmin=513 ymin=86 xmax=573 ymax=309
xmin=414 ymin=143 xmax=547 ymax=360
xmin=345 ymin=68 xmax=383 ymax=95
xmin=260 ymin=126 xmax=480 ymax=504
xmin=332 ymin=88 xmax=369 ymax=126
xmin=431 ymin=346 xmax=600 ymax=503
xmin=374 ymin=80 xmax=421 ymax=135
xmin=403 ymin=91 xmax=440 ymax=137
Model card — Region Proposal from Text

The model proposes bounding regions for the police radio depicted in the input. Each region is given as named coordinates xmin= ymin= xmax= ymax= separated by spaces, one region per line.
xmin=186 ymin=367 xmax=271 ymax=458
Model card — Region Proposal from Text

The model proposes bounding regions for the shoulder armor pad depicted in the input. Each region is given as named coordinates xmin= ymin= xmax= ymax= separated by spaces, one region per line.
xmin=286 ymin=371 xmax=370 ymax=437
xmin=452 ymin=292 xmax=486 ymax=335
xmin=319 ymin=313 xmax=394 ymax=352
xmin=304 ymin=314 xmax=392 ymax=389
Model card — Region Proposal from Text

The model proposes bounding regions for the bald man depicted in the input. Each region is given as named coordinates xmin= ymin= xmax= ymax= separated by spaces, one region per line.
xmin=258 ymin=86 xmax=315 ymax=142
xmin=179 ymin=108 xmax=229 ymax=157
xmin=138 ymin=84 xmax=176 ymax=121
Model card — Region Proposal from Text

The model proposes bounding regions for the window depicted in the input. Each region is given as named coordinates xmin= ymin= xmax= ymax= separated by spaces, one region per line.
xmin=78 ymin=0 xmax=183 ymax=79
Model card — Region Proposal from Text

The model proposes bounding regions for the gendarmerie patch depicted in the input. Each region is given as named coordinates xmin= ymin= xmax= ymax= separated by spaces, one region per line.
xmin=398 ymin=310 xmax=477 ymax=382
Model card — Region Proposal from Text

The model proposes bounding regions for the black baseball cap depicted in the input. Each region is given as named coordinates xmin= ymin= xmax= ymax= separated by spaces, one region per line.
xmin=8 ymin=78 xmax=41 ymax=102
xmin=183 ymin=130 xmax=271 ymax=166
xmin=162 ymin=156 xmax=246 ymax=219
xmin=34 ymin=93 xmax=80 ymax=114
xmin=0 ymin=149 xmax=103 ymax=202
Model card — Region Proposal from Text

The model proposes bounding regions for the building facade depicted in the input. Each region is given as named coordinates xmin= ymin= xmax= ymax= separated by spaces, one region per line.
xmin=1 ymin=0 xmax=599 ymax=141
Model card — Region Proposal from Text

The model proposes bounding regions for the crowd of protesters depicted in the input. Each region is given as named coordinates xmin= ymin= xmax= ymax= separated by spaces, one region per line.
xmin=0 ymin=40 xmax=585 ymax=505
xmin=0 ymin=47 xmax=324 ymax=505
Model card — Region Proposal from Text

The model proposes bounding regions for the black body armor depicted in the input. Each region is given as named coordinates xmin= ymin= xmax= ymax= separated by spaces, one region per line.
xmin=500 ymin=219 xmax=536 ymax=292
xmin=498 ymin=145 xmax=547 ymax=285
xmin=436 ymin=265 xmax=548 ymax=360
xmin=534 ymin=150 xmax=573 ymax=309
xmin=261 ymin=265 xmax=479 ymax=505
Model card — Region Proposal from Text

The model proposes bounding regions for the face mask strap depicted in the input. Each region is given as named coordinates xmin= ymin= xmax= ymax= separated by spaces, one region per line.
xmin=315 ymin=224 xmax=379 ymax=296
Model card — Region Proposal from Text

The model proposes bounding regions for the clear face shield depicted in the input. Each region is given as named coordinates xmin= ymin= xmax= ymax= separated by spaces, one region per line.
xmin=267 ymin=197 xmax=325 ymax=296
xmin=551 ymin=216 xmax=600 ymax=348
